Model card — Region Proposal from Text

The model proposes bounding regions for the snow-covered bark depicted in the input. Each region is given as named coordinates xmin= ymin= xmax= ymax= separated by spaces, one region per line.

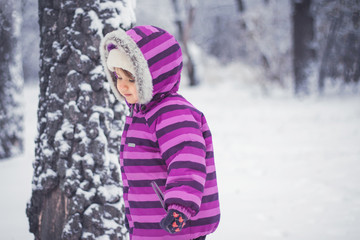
xmin=26 ymin=0 xmax=135 ymax=239
xmin=0 ymin=0 xmax=24 ymax=159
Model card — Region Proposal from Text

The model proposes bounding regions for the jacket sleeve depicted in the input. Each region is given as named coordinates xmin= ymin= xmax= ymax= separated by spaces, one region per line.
xmin=154 ymin=106 xmax=207 ymax=218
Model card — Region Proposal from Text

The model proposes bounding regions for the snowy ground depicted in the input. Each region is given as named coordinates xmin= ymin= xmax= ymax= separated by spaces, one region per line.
xmin=1 ymin=62 xmax=360 ymax=240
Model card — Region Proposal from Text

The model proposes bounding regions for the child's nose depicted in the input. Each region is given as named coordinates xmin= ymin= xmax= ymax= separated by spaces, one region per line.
xmin=119 ymin=82 xmax=128 ymax=90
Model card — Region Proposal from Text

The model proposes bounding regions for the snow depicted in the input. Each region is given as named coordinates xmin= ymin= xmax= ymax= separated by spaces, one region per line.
xmin=1 ymin=61 xmax=360 ymax=240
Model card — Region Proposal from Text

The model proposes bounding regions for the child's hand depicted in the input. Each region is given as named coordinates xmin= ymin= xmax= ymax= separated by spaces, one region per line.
xmin=160 ymin=209 xmax=188 ymax=234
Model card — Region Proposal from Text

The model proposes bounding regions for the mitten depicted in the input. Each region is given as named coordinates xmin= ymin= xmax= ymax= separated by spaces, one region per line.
xmin=160 ymin=209 xmax=188 ymax=234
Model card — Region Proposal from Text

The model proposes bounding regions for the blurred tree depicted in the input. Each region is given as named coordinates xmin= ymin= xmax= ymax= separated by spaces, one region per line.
xmin=292 ymin=0 xmax=315 ymax=95
xmin=172 ymin=0 xmax=200 ymax=86
xmin=317 ymin=0 xmax=360 ymax=92
xmin=21 ymin=0 xmax=40 ymax=83
xmin=0 ymin=0 xmax=24 ymax=159
xmin=26 ymin=0 xmax=135 ymax=239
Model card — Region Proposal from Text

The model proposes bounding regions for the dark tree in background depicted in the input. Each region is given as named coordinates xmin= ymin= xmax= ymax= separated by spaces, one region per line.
xmin=317 ymin=0 xmax=360 ymax=92
xmin=26 ymin=0 xmax=135 ymax=239
xmin=172 ymin=0 xmax=199 ymax=86
xmin=292 ymin=0 xmax=315 ymax=95
xmin=0 ymin=0 xmax=24 ymax=159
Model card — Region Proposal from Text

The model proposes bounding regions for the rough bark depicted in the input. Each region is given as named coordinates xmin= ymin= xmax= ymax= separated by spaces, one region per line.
xmin=0 ymin=0 xmax=24 ymax=159
xmin=26 ymin=0 xmax=135 ymax=239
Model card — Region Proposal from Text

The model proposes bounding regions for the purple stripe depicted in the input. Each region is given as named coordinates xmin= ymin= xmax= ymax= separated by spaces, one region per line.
xmin=166 ymin=180 xmax=204 ymax=192
xmin=202 ymin=193 xmax=219 ymax=203
xmin=132 ymin=27 xmax=147 ymax=38
xmin=153 ymin=62 xmax=183 ymax=85
xmin=129 ymin=201 xmax=163 ymax=209
xmin=149 ymin=48 xmax=181 ymax=73
xmin=148 ymin=104 xmax=201 ymax=126
xmin=206 ymin=151 xmax=214 ymax=159
xmin=206 ymin=171 xmax=217 ymax=181
xmin=203 ymin=130 xmax=211 ymax=138
xmin=151 ymin=54 xmax=182 ymax=79
xmin=124 ymin=158 xmax=165 ymax=166
xmin=162 ymin=141 xmax=206 ymax=161
xmin=147 ymin=44 xmax=180 ymax=67
xmin=134 ymin=222 xmax=161 ymax=230
xmin=128 ymin=179 xmax=166 ymax=188
xmin=156 ymin=121 xmax=200 ymax=138
xmin=137 ymin=31 xmax=165 ymax=48
xmin=143 ymin=35 xmax=176 ymax=59
xmin=140 ymin=32 xmax=173 ymax=55
xmin=168 ymin=161 xmax=206 ymax=174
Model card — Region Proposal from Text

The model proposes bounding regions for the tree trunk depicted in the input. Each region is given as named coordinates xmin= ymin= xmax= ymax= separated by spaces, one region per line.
xmin=0 ymin=0 xmax=24 ymax=159
xmin=26 ymin=0 xmax=135 ymax=239
xmin=292 ymin=0 xmax=315 ymax=95
xmin=172 ymin=0 xmax=199 ymax=86
xmin=318 ymin=12 xmax=343 ymax=92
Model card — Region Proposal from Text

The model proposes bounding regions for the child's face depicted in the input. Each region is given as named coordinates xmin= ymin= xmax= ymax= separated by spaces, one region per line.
xmin=114 ymin=68 xmax=138 ymax=104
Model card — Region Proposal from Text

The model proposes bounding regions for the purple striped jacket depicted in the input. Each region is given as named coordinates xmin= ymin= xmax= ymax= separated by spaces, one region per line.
xmin=100 ymin=26 xmax=220 ymax=240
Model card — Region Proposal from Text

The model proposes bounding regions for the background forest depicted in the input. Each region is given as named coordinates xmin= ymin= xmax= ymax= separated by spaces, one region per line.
xmin=0 ymin=0 xmax=359 ymax=239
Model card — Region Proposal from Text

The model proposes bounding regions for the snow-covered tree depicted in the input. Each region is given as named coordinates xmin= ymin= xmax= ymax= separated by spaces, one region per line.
xmin=0 ymin=0 xmax=24 ymax=159
xmin=26 ymin=0 xmax=135 ymax=239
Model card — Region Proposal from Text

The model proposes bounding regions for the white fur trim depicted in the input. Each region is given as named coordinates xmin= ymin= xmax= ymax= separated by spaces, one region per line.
xmin=100 ymin=29 xmax=153 ymax=104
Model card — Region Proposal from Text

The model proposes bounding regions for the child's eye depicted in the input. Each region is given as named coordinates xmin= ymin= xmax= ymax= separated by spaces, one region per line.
xmin=129 ymin=79 xmax=135 ymax=83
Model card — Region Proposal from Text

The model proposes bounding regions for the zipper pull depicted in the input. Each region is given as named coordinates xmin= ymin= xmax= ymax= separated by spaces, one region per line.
xmin=130 ymin=104 xmax=134 ymax=117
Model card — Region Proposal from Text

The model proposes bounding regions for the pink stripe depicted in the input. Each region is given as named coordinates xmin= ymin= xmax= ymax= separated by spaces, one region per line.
xmin=131 ymin=214 xmax=164 ymax=222
xmin=140 ymin=32 xmax=172 ymax=54
xmin=144 ymin=37 xmax=178 ymax=60
xmin=156 ymin=80 xmax=179 ymax=93
xmin=191 ymin=208 xmax=221 ymax=221
xmin=203 ymin=185 xmax=219 ymax=196
xmin=167 ymin=153 xmax=205 ymax=166
xmin=207 ymin=165 xmax=216 ymax=173
xmin=152 ymin=54 xmax=183 ymax=79
xmin=159 ymin=129 xmax=205 ymax=149
xmin=156 ymin=114 xmax=195 ymax=130
xmin=126 ymin=29 xmax=142 ymax=43
xmin=165 ymin=190 xmax=202 ymax=203
xmin=149 ymin=48 xmax=182 ymax=73
xmin=130 ymin=207 xmax=167 ymax=216
xmin=138 ymin=26 xmax=154 ymax=36
xmin=130 ymin=186 xmax=165 ymax=194
xmin=125 ymin=165 xmax=166 ymax=173
xmin=126 ymin=171 xmax=167 ymax=180
xmin=127 ymin=193 xmax=162 ymax=201
xmin=126 ymin=130 xmax=154 ymax=139
xmin=122 ymin=151 xmax=161 ymax=159
xmin=142 ymin=25 xmax=159 ymax=33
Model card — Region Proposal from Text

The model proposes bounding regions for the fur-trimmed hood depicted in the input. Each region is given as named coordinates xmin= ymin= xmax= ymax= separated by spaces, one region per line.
xmin=100 ymin=25 xmax=183 ymax=109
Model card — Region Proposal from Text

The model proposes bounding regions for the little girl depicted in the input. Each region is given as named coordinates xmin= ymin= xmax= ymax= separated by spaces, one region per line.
xmin=100 ymin=25 xmax=220 ymax=240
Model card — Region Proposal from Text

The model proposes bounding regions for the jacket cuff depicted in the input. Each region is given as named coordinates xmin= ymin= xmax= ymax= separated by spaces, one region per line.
xmin=168 ymin=204 xmax=195 ymax=219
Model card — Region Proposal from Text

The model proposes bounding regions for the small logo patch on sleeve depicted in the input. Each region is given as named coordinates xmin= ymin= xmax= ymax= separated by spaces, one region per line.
xmin=128 ymin=143 xmax=136 ymax=147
